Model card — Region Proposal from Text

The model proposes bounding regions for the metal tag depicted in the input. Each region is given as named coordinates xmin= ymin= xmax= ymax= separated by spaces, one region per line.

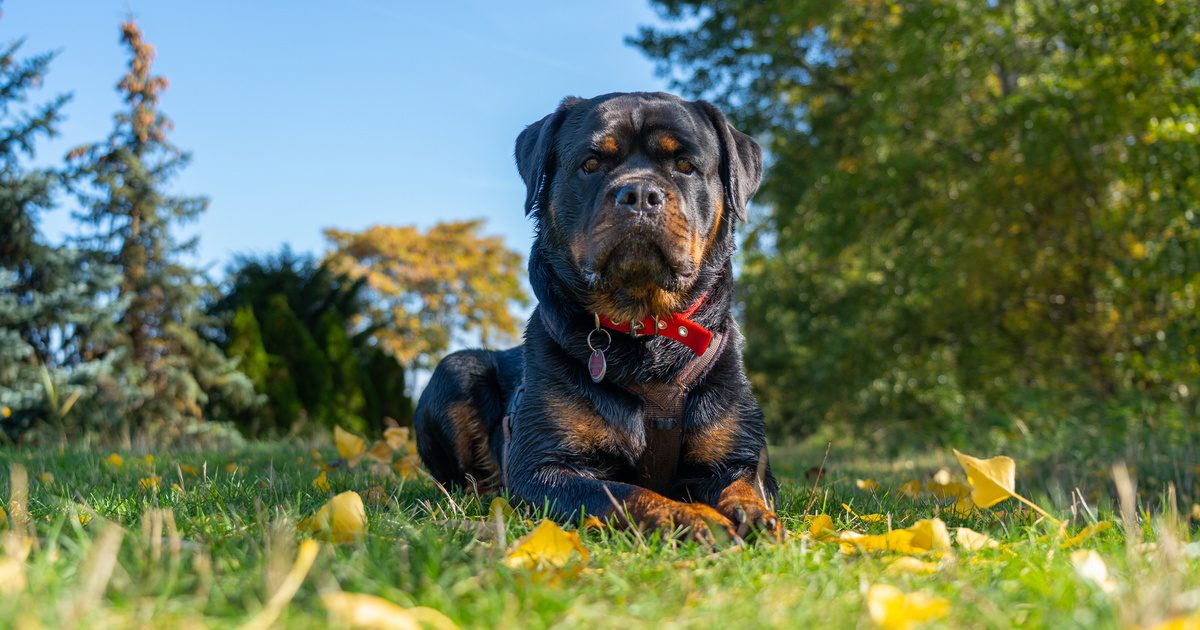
xmin=588 ymin=348 xmax=607 ymax=382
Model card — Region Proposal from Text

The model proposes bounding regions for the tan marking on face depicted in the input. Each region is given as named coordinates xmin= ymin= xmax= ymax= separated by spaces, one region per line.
xmin=704 ymin=196 xmax=725 ymax=254
xmin=599 ymin=135 xmax=619 ymax=155
xmin=448 ymin=401 xmax=498 ymax=491
xmin=685 ymin=416 xmax=737 ymax=465
xmin=658 ymin=134 xmax=681 ymax=153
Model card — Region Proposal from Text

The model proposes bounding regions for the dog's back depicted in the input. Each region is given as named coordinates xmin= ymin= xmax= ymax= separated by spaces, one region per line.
xmin=413 ymin=346 xmax=523 ymax=493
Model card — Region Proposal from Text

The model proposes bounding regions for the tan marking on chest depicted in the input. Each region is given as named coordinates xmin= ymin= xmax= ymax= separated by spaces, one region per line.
xmin=548 ymin=398 xmax=634 ymax=454
xmin=684 ymin=416 xmax=738 ymax=465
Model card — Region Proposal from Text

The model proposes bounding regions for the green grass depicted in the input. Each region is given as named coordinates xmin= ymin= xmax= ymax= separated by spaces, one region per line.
xmin=0 ymin=440 xmax=1197 ymax=629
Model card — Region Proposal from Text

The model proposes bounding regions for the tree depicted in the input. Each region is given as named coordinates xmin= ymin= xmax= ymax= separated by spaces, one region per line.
xmin=0 ymin=33 xmax=122 ymax=441
xmin=68 ymin=21 xmax=254 ymax=436
xmin=323 ymin=220 xmax=528 ymax=370
xmin=633 ymin=1 xmax=1200 ymax=444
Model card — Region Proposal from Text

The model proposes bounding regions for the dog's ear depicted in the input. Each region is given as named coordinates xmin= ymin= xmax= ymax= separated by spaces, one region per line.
xmin=515 ymin=97 xmax=583 ymax=217
xmin=698 ymin=101 xmax=763 ymax=221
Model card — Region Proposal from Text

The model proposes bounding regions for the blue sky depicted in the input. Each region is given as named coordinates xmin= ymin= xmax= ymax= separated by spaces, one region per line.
xmin=4 ymin=1 xmax=674 ymax=273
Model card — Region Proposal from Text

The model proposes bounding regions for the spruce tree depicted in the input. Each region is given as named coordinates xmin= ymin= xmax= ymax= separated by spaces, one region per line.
xmin=68 ymin=21 xmax=253 ymax=436
xmin=0 ymin=35 xmax=122 ymax=440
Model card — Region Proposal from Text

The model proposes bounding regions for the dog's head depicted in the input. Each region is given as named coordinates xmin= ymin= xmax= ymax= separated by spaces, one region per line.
xmin=516 ymin=92 xmax=762 ymax=322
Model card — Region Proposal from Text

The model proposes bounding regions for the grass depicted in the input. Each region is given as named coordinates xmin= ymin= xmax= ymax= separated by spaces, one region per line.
xmin=0 ymin=438 xmax=1197 ymax=629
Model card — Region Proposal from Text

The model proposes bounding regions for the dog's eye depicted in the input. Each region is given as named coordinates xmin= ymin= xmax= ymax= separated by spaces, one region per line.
xmin=674 ymin=158 xmax=695 ymax=174
xmin=581 ymin=157 xmax=601 ymax=173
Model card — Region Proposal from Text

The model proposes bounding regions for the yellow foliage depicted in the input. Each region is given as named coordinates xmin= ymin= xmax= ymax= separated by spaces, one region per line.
xmin=321 ymin=592 xmax=459 ymax=630
xmin=336 ymin=426 xmax=367 ymax=467
xmin=866 ymin=584 xmax=951 ymax=630
xmin=300 ymin=491 xmax=367 ymax=544
xmin=503 ymin=520 xmax=589 ymax=573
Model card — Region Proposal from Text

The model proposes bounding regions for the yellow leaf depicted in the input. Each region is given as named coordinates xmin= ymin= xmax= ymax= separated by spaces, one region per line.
xmin=171 ymin=483 xmax=184 ymax=494
xmin=38 ymin=472 xmax=54 ymax=484
xmin=840 ymin=519 xmax=949 ymax=555
xmin=0 ymin=506 xmax=6 ymax=528
xmin=926 ymin=481 xmax=970 ymax=500
xmin=138 ymin=476 xmax=161 ymax=492
xmin=106 ymin=453 xmax=124 ymax=468
xmin=899 ymin=480 xmax=922 ymax=498
xmin=949 ymin=497 xmax=976 ymax=517
xmin=225 ymin=463 xmax=240 ymax=474
xmin=955 ymin=527 xmax=999 ymax=551
xmin=321 ymin=592 xmax=459 ymax=630
xmin=393 ymin=455 xmax=422 ymax=480
xmin=866 ymin=584 xmax=950 ymax=630
xmin=299 ymin=491 xmax=367 ymax=544
xmin=383 ymin=427 xmax=411 ymax=452
xmin=366 ymin=441 xmax=393 ymax=465
xmin=885 ymin=557 xmax=939 ymax=575
xmin=583 ymin=516 xmax=606 ymax=530
xmin=952 ymin=449 xmax=1058 ymax=524
xmin=336 ymin=426 xmax=367 ymax=467
xmin=144 ymin=454 xmax=156 ymax=465
xmin=1060 ymin=522 xmax=1112 ymax=548
xmin=1143 ymin=611 xmax=1200 ymax=630
xmin=843 ymin=503 xmax=887 ymax=524
xmin=808 ymin=514 xmax=836 ymax=540
xmin=489 ymin=497 xmax=516 ymax=521
xmin=313 ymin=471 xmax=331 ymax=492
xmin=503 ymin=520 xmax=589 ymax=572
xmin=179 ymin=464 xmax=200 ymax=475
xmin=1070 ymin=549 xmax=1117 ymax=594
xmin=857 ymin=479 xmax=880 ymax=492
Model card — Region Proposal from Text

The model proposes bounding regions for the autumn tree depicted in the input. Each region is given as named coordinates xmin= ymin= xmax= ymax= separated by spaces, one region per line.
xmin=633 ymin=1 xmax=1200 ymax=445
xmin=323 ymin=220 xmax=528 ymax=370
xmin=69 ymin=21 xmax=254 ymax=436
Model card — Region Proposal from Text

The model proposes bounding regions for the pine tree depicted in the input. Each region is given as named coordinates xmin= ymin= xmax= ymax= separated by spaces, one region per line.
xmin=0 ymin=35 xmax=122 ymax=440
xmin=68 ymin=21 xmax=253 ymax=436
xmin=260 ymin=294 xmax=331 ymax=429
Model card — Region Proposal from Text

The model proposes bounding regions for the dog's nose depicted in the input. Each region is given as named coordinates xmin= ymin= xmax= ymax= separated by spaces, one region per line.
xmin=614 ymin=182 xmax=665 ymax=213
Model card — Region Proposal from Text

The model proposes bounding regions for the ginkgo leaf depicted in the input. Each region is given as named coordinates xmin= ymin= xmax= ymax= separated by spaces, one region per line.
xmin=503 ymin=520 xmax=589 ymax=572
xmin=840 ymin=519 xmax=950 ymax=555
xmin=843 ymin=503 xmax=887 ymax=523
xmin=1060 ymin=522 xmax=1112 ymax=548
xmin=955 ymin=527 xmax=1000 ymax=551
xmin=366 ymin=441 xmax=393 ymax=465
xmin=1143 ymin=611 xmax=1200 ymax=630
xmin=393 ymin=455 xmax=422 ymax=480
xmin=926 ymin=481 xmax=970 ymax=501
xmin=106 ymin=453 xmax=124 ymax=468
xmin=900 ymin=480 xmax=922 ymax=498
xmin=885 ymin=557 xmax=939 ymax=575
xmin=866 ymin=584 xmax=951 ymax=630
xmin=857 ymin=479 xmax=880 ymax=491
xmin=138 ymin=476 xmax=161 ymax=492
xmin=321 ymin=592 xmax=459 ymax=630
xmin=952 ymin=449 xmax=1058 ymax=523
xmin=299 ymin=491 xmax=367 ymax=544
xmin=383 ymin=427 xmax=412 ymax=452
xmin=336 ymin=426 xmax=368 ymax=467
xmin=808 ymin=514 xmax=836 ymax=540
xmin=489 ymin=497 xmax=516 ymax=522
xmin=179 ymin=464 xmax=201 ymax=475
xmin=313 ymin=471 xmax=331 ymax=492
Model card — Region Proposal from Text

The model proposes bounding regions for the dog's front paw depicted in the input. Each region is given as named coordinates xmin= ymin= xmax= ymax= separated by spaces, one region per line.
xmin=717 ymin=481 xmax=783 ymax=542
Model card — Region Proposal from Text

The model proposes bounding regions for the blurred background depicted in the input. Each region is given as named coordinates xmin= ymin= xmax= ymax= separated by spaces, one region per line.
xmin=1 ymin=1 xmax=1197 ymax=466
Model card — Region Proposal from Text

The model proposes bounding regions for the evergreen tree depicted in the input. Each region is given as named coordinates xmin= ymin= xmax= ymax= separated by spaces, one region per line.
xmin=68 ymin=21 xmax=253 ymax=436
xmin=0 ymin=34 xmax=121 ymax=440
xmin=260 ymin=294 xmax=332 ymax=429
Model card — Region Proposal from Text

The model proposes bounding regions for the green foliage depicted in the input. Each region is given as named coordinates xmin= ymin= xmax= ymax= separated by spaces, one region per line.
xmin=633 ymin=0 xmax=1200 ymax=446
xmin=0 ymin=36 xmax=123 ymax=440
xmin=65 ymin=21 xmax=255 ymax=438
xmin=261 ymin=294 xmax=333 ymax=430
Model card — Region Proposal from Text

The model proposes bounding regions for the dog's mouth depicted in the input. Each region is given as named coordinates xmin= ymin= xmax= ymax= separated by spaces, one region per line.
xmin=580 ymin=227 xmax=696 ymax=319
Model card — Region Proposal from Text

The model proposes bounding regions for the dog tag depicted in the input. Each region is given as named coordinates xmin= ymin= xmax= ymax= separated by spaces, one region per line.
xmin=588 ymin=348 xmax=607 ymax=382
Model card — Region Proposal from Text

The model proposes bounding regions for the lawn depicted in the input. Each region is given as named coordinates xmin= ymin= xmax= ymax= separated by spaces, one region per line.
xmin=0 ymin=434 xmax=1197 ymax=629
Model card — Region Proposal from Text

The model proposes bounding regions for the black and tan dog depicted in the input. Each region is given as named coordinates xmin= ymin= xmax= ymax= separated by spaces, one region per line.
xmin=414 ymin=92 xmax=779 ymax=543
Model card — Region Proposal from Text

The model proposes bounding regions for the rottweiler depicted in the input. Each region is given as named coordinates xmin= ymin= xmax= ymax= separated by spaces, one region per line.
xmin=414 ymin=92 xmax=780 ymax=544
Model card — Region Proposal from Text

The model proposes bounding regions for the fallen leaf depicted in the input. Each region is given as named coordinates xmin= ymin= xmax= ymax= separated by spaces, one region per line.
xmin=38 ymin=472 xmax=53 ymax=484
xmin=843 ymin=503 xmax=887 ymax=523
xmin=503 ymin=520 xmax=589 ymax=573
xmin=949 ymin=497 xmax=976 ymax=517
xmin=866 ymin=584 xmax=950 ymax=630
xmin=393 ymin=455 xmax=422 ymax=480
xmin=885 ymin=557 xmax=939 ymax=575
xmin=955 ymin=527 xmax=999 ymax=551
xmin=144 ymin=454 xmax=156 ymax=466
xmin=313 ymin=471 xmax=332 ymax=493
xmin=583 ymin=516 xmax=606 ymax=530
xmin=857 ymin=479 xmax=880 ymax=492
xmin=336 ymin=426 xmax=367 ymax=467
xmin=106 ymin=453 xmax=124 ymax=468
xmin=179 ymin=464 xmax=201 ymax=475
xmin=900 ymin=480 xmax=922 ymax=498
xmin=225 ymin=463 xmax=240 ymax=474
xmin=1060 ymin=522 xmax=1112 ymax=548
xmin=138 ymin=476 xmax=161 ymax=492
xmin=489 ymin=497 xmax=516 ymax=521
xmin=321 ymin=592 xmax=459 ymax=630
xmin=366 ymin=441 xmax=393 ymax=465
xmin=952 ymin=449 xmax=1057 ymax=523
xmin=1143 ymin=611 xmax=1200 ymax=630
xmin=841 ymin=519 xmax=949 ymax=555
xmin=926 ymin=481 xmax=970 ymax=501
xmin=809 ymin=514 xmax=836 ymax=540
xmin=299 ymin=491 xmax=368 ymax=544
xmin=0 ymin=534 xmax=33 ymax=595
xmin=383 ymin=427 xmax=412 ymax=452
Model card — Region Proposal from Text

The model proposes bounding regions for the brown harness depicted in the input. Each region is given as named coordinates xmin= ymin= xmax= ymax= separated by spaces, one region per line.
xmin=501 ymin=307 xmax=725 ymax=495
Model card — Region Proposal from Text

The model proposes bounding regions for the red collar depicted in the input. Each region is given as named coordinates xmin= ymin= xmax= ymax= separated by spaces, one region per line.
xmin=596 ymin=294 xmax=714 ymax=356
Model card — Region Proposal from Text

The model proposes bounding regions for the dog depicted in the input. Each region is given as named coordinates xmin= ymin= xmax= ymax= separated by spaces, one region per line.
xmin=414 ymin=92 xmax=779 ymax=543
